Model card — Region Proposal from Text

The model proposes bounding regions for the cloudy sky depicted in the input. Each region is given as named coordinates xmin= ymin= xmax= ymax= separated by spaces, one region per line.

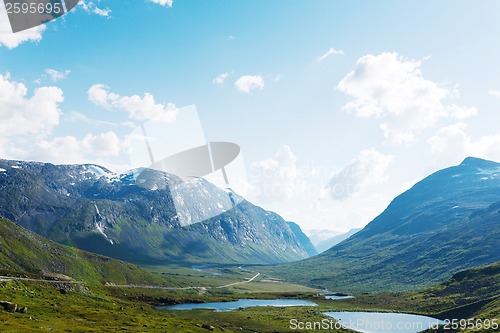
xmin=1 ymin=1 xmax=500 ymax=234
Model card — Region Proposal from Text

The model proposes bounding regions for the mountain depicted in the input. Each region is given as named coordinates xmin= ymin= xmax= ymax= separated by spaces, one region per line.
xmin=303 ymin=229 xmax=340 ymax=246
xmin=0 ymin=159 xmax=309 ymax=265
xmin=0 ymin=216 xmax=166 ymax=286
xmin=414 ymin=261 xmax=500 ymax=322
xmin=286 ymin=222 xmax=317 ymax=257
xmin=315 ymin=228 xmax=361 ymax=254
xmin=272 ymin=157 xmax=500 ymax=292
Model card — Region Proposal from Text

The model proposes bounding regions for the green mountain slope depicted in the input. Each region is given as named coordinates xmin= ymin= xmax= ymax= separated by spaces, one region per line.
xmin=410 ymin=262 xmax=500 ymax=333
xmin=416 ymin=261 xmax=500 ymax=316
xmin=0 ymin=217 xmax=166 ymax=286
xmin=271 ymin=157 xmax=500 ymax=292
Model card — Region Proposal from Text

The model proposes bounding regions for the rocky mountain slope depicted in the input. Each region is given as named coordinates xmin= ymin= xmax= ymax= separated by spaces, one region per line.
xmin=272 ymin=157 xmax=500 ymax=292
xmin=0 ymin=159 xmax=310 ymax=265
xmin=286 ymin=222 xmax=317 ymax=257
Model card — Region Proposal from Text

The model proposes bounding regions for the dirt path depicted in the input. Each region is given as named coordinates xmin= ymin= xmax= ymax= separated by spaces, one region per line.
xmin=105 ymin=270 xmax=261 ymax=291
xmin=0 ymin=276 xmax=82 ymax=284
xmin=216 ymin=272 xmax=260 ymax=288
xmin=1 ymin=267 xmax=261 ymax=291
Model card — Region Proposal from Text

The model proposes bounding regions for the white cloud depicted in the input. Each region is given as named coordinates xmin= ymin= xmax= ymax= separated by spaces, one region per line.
xmin=322 ymin=148 xmax=393 ymax=200
xmin=87 ymin=84 xmax=115 ymax=107
xmin=67 ymin=111 xmax=118 ymax=127
xmin=338 ymin=52 xmax=476 ymax=144
xmin=93 ymin=7 xmax=112 ymax=17
xmin=0 ymin=73 xmax=129 ymax=171
xmin=213 ymin=72 xmax=232 ymax=85
xmin=317 ymin=48 xmax=344 ymax=62
xmin=0 ymin=73 xmax=63 ymax=138
xmin=150 ymin=0 xmax=173 ymax=7
xmin=489 ymin=89 xmax=500 ymax=98
xmin=31 ymin=131 xmax=121 ymax=164
xmin=235 ymin=75 xmax=265 ymax=93
xmin=23 ymin=131 xmax=127 ymax=172
xmin=44 ymin=69 xmax=71 ymax=82
xmin=0 ymin=4 xmax=46 ymax=49
xmin=447 ymin=103 xmax=477 ymax=119
xmin=79 ymin=1 xmax=112 ymax=17
xmin=87 ymin=84 xmax=177 ymax=122
xmin=250 ymin=145 xmax=299 ymax=203
xmin=428 ymin=123 xmax=500 ymax=166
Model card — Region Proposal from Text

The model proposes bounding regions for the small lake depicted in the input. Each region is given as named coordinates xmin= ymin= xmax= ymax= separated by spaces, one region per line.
xmin=325 ymin=295 xmax=354 ymax=300
xmin=158 ymin=299 xmax=318 ymax=312
xmin=324 ymin=312 xmax=445 ymax=333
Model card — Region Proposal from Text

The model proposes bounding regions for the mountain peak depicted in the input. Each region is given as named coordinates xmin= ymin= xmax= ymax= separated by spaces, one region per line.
xmin=460 ymin=156 xmax=499 ymax=168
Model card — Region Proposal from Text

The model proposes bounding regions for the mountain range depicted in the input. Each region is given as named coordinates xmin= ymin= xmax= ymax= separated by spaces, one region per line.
xmin=315 ymin=228 xmax=361 ymax=254
xmin=272 ymin=157 xmax=500 ymax=292
xmin=0 ymin=159 xmax=311 ymax=265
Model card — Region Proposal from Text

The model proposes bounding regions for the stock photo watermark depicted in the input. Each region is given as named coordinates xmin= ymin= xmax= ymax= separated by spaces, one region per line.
xmin=289 ymin=318 xmax=442 ymax=331
xmin=3 ymin=0 xmax=80 ymax=33
xmin=128 ymin=105 xmax=247 ymax=226
xmin=290 ymin=317 xmax=498 ymax=331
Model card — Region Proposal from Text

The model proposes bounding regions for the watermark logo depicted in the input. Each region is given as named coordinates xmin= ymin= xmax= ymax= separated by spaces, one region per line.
xmin=3 ymin=0 xmax=80 ymax=33
xmin=128 ymin=105 xmax=247 ymax=226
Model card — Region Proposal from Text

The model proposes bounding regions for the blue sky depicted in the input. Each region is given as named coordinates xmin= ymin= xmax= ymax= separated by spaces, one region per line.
xmin=2 ymin=1 xmax=500 ymax=235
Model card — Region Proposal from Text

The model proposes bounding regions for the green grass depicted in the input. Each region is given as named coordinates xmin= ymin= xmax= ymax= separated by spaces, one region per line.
xmin=2 ymin=261 xmax=499 ymax=332
xmin=0 ymin=217 xmax=168 ymax=287
xmin=0 ymin=279 xmax=233 ymax=333
xmin=1 ymin=215 xmax=499 ymax=332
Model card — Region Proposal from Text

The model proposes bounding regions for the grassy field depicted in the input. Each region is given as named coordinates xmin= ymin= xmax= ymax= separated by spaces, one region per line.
xmin=1 ymin=260 xmax=499 ymax=332
xmin=2 ymin=211 xmax=498 ymax=332
xmin=0 ymin=264 xmax=326 ymax=333
xmin=0 ymin=279 xmax=217 ymax=333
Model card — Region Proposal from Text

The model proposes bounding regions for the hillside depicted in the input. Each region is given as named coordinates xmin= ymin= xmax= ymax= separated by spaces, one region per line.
xmin=271 ymin=157 xmax=500 ymax=292
xmin=0 ymin=217 xmax=167 ymax=286
xmin=416 ymin=261 xmax=500 ymax=316
xmin=410 ymin=261 xmax=500 ymax=332
xmin=286 ymin=222 xmax=317 ymax=257
xmin=0 ymin=159 xmax=309 ymax=265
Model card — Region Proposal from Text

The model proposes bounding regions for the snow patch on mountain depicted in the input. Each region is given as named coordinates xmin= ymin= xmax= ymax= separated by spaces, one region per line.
xmin=94 ymin=204 xmax=113 ymax=245
xmin=477 ymin=167 xmax=500 ymax=178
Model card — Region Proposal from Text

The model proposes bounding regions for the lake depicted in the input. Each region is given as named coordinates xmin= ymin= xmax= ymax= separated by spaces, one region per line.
xmin=324 ymin=311 xmax=445 ymax=333
xmin=158 ymin=299 xmax=318 ymax=312
xmin=325 ymin=295 xmax=355 ymax=300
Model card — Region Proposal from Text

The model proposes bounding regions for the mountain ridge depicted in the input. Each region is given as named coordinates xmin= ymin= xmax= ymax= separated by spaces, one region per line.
xmin=286 ymin=222 xmax=317 ymax=257
xmin=271 ymin=157 xmax=500 ymax=292
xmin=0 ymin=158 xmax=310 ymax=265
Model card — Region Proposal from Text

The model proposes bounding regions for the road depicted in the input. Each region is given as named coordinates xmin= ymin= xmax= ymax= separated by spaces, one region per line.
xmin=0 ymin=268 xmax=262 ymax=291
xmin=0 ymin=276 xmax=82 ymax=284
xmin=104 ymin=270 xmax=262 ymax=291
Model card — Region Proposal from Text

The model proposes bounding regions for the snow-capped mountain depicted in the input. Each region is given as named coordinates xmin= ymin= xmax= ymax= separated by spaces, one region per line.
xmin=0 ymin=159 xmax=311 ymax=265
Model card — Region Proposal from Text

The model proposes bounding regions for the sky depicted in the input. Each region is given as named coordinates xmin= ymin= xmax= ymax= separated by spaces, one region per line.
xmin=1 ymin=1 xmax=500 ymax=235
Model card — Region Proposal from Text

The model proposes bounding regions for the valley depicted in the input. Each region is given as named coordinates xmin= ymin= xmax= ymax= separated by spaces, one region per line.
xmin=1 ymin=158 xmax=499 ymax=332
xmin=3 ymin=1 xmax=500 ymax=331
xmin=1 ymin=249 xmax=499 ymax=332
